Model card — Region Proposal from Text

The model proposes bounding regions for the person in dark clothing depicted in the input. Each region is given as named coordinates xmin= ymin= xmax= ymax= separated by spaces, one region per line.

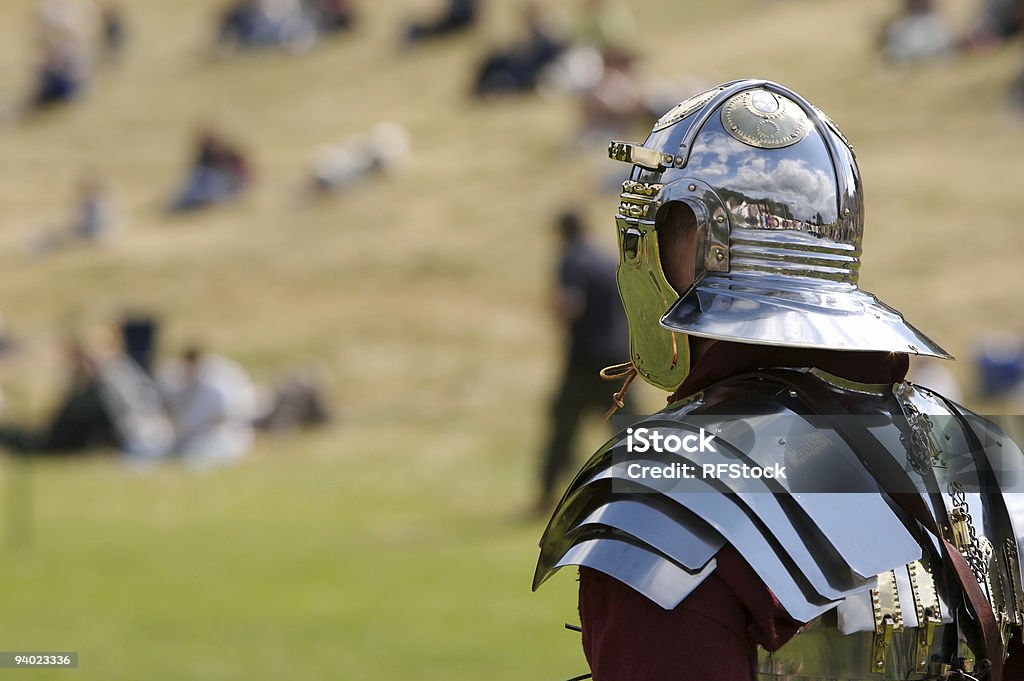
xmin=535 ymin=209 xmax=628 ymax=513
xmin=31 ymin=44 xmax=85 ymax=109
xmin=0 ymin=342 xmax=117 ymax=455
xmin=404 ymin=0 xmax=478 ymax=45
xmin=472 ymin=3 xmax=565 ymax=97
xmin=964 ymin=0 xmax=1024 ymax=49
xmin=305 ymin=0 xmax=356 ymax=34
xmin=217 ymin=0 xmax=262 ymax=46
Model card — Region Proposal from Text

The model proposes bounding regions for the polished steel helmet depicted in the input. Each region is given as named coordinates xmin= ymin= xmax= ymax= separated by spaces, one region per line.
xmin=610 ymin=79 xmax=950 ymax=391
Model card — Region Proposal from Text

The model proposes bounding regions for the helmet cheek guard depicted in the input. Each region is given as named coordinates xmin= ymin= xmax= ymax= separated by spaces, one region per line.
xmin=614 ymin=178 xmax=731 ymax=390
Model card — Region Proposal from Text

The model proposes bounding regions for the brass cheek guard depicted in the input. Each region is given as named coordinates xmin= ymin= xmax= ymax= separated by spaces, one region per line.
xmin=614 ymin=177 xmax=731 ymax=391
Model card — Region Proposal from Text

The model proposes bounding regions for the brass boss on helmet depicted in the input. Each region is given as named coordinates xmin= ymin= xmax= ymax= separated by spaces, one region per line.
xmin=610 ymin=79 xmax=950 ymax=390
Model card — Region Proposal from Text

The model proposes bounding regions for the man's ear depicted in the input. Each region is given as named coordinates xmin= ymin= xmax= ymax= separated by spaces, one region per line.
xmin=656 ymin=201 xmax=699 ymax=294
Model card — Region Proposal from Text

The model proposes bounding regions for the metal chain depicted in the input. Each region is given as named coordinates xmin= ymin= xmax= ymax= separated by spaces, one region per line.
xmin=948 ymin=481 xmax=989 ymax=584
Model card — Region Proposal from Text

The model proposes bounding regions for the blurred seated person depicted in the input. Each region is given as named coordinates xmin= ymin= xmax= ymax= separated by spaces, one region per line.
xmin=404 ymin=0 xmax=479 ymax=46
xmin=472 ymin=2 xmax=566 ymax=97
xmin=963 ymin=0 xmax=1024 ymax=49
xmin=304 ymin=0 xmax=355 ymax=34
xmin=158 ymin=347 xmax=255 ymax=466
xmin=878 ymin=0 xmax=954 ymax=63
xmin=216 ymin=0 xmax=316 ymax=52
xmin=168 ymin=127 xmax=252 ymax=213
xmin=0 ymin=338 xmax=170 ymax=456
xmin=2 ymin=341 xmax=115 ymax=454
xmin=253 ymin=366 xmax=331 ymax=431
xmin=305 ymin=123 xmax=409 ymax=198
xmin=29 ymin=42 xmax=87 ymax=110
xmin=578 ymin=48 xmax=646 ymax=145
xmin=29 ymin=173 xmax=116 ymax=255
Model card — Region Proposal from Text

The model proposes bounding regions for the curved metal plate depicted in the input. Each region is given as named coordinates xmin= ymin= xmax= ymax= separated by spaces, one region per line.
xmin=554 ymin=538 xmax=718 ymax=610
xmin=570 ymin=498 xmax=724 ymax=571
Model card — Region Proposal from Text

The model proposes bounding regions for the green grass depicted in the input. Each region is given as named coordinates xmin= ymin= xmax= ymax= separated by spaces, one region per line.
xmin=1 ymin=437 xmax=586 ymax=680
xmin=0 ymin=0 xmax=1023 ymax=678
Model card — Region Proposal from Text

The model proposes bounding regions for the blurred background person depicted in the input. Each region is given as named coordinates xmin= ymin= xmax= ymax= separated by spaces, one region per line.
xmin=214 ymin=0 xmax=317 ymax=54
xmin=974 ymin=334 xmax=1024 ymax=399
xmin=0 ymin=334 xmax=168 ymax=456
xmin=98 ymin=1 xmax=126 ymax=61
xmin=878 ymin=0 xmax=954 ymax=64
xmin=27 ymin=173 xmax=117 ymax=255
xmin=304 ymin=0 xmax=356 ymax=36
xmin=0 ymin=340 xmax=114 ymax=454
xmin=158 ymin=346 xmax=256 ymax=467
xmin=167 ymin=126 xmax=252 ymax=214
xmin=534 ymin=208 xmax=629 ymax=514
xmin=576 ymin=47 xmax=647 ymax=147
xmin=472 ymin=2 xmax=566 ymax=98
xmin=253 ymin=365 xmax=332 ymax=432
xmin=402 ymin=0 xmax=480 ymax=47
xmin=963 ymin=0 xmax=1024 ymax=50
xmin=27 ymin=41 xmax=88 ymax=112
xmin=24 ymin=0 xmax=98 ymax=113
xmin=304 ymin=123 xmax=409 ymax=199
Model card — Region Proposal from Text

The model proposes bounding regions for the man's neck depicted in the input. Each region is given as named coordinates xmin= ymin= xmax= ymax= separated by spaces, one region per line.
xmin=668 ymin=339 xmax=911 ymax=403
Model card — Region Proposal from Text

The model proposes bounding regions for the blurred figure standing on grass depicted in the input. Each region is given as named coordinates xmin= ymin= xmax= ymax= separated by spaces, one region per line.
xmin=535 ymin=209 xmax=629 ymax=513
xmin=402 ymin=0 xmax=480 ymax=47
xmin=167 ymin=127 xmax=252 ymax=214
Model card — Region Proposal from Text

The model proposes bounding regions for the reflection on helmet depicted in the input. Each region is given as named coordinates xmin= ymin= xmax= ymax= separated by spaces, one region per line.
xmin=611 ymin=79 xmax=950 ymax=392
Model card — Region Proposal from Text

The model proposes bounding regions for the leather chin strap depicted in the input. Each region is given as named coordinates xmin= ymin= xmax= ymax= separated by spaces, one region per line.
xmin=599 ymin=361 xmax=638 ymax=421
xmin=727 ymin=369 xmax=1005 ymax=680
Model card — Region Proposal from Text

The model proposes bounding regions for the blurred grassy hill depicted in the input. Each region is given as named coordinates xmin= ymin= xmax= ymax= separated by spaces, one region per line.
xmin=0 ymin=0 xmax=1022 ymax=679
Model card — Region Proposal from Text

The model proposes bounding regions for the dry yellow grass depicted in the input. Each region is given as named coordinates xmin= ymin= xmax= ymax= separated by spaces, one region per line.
xmin=0 ymin=0 xmax=1021 ymax=428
